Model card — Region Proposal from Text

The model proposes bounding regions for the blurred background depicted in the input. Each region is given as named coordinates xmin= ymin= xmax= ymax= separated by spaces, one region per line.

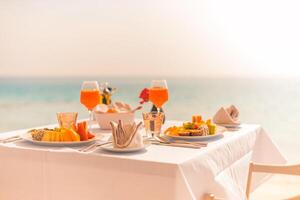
xmin=1 ymin=0 xmax=300 ymax=164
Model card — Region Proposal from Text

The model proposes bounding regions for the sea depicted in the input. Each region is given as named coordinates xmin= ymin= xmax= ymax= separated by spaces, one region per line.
xmin=0 ymin=77 xmax=299 ymax=162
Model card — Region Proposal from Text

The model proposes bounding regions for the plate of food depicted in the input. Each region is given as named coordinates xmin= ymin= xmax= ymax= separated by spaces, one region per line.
xmin=22 ymin=121 xmax=99 ymax=147
xmin=164 ymin=115 xmax=225 ymax=141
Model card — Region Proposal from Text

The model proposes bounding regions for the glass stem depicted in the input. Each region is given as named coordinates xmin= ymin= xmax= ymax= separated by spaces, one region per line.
xmin=88 ymin=110 xmax=93 ymax=131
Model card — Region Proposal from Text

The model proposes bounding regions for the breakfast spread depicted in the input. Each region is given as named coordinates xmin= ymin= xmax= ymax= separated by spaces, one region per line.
xmin=22 ymin=80 xmax=227 ymax=148
xmin=164 ymin=115 xmax=217 ymax=137
xmin=29 ymin=121 xmax=95 ymax=142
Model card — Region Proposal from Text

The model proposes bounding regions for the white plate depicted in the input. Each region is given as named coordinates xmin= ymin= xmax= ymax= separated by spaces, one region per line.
xmin=164 ymin=127 xmax=225 ymax=141
xmin=100 ymin=141 xmax=150 ymax=153
xmin=21 ymin=132 xmax=99 ymax=147
xmin=165 ymin=132 xmax=223 ymax=141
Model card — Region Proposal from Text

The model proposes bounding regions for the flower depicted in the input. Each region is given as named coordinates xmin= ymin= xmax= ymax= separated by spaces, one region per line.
xmin=139 ymin=88 xmax=149 ymax=104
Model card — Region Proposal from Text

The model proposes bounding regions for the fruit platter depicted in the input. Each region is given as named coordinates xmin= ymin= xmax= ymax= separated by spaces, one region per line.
xmin=164 ymin=115 xmax=225 ymax=141
xmin=21 ymin=121 xmax=98 ymax=146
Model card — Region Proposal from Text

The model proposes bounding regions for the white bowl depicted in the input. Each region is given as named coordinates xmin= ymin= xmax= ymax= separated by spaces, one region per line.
xmin=94 ymin=112 xmax=135 ymax=130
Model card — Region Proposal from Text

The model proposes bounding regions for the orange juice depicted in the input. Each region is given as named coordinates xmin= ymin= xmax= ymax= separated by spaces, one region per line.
xmin=80 ymin=90 xmax=101 ymax=110
xmin=149 ymin=87 xmax=168 ymax=108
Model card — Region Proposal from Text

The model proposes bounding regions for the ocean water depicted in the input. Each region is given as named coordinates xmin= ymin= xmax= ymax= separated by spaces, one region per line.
xmin=0 ymin=77 xmax=299 ymax=161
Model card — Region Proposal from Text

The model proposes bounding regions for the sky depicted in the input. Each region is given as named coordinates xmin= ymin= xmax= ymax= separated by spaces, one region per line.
xmin=1 ymin=0 xmax=300 ymax=78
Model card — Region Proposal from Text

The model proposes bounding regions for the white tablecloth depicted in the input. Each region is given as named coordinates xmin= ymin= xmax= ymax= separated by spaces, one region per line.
xmin=0 ymin=121 xmax=286 ymax=200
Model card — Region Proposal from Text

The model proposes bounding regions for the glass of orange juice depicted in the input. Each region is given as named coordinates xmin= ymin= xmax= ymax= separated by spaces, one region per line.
xmin=80 ymin=81 xmax=101 ymax=130
xmin=149 ymin=80 xmax=169 ymax=113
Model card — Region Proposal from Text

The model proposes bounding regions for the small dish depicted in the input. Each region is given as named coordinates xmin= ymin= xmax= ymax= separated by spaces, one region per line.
xmin=100 ymin=141 xmax=150 ymax=153
xmin=165 ymin=131 xmax=223 ymax=141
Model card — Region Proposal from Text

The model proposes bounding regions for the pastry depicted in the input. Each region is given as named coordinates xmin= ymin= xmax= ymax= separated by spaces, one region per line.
xmin=178 ymin=125 xmax=209 ymax=136
xmin=30 ymin=129 xmax=45 ymax=141
xmin=178 ymin=130 xmax=191 ymax=136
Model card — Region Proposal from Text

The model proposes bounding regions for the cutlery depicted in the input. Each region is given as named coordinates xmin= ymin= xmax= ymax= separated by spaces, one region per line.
xmin=151 ymin=141 xmax=202 ymax=149
xmin=0 ymin=136 xmax=22 ymax=144
xmin=174 ymin=139 xmax=208 ymax=146
xmin=0 ymin=135 xmax=20 ymax=142
xmin=154 ymin=136 xmax=207 ymax=147
xmin=226 ymin=128 xmax=240 ymax=131
xmin=2 ymin=138 xmax=22 ymax=144
xmin=79 ymin=141 xmax=112 ymax=152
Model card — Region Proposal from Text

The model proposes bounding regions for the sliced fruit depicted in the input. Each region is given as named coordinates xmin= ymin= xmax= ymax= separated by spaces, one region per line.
xmin=32 ymin=128 xmax=80 ymax=142
xmin=58 ymin=132 xmax=63 ymax=142
xmin=59 ymin=132 xmax=64 ymax=142
xmin=196 ymin=116 xmax=202 ymax=123
xmin=192 ymin=116 xmax=197 ymax=123
xmin=193 ymin=124 xmax=199 ymax=129
xmin=54 ymin=131 xmax=60 ymax=141
xmin=183 ymin=122 xmax=193 ymax=129
xmin=70 ymin=128 xmax=80 ymax=141
xmin=61 ymin=128 xmax=73 ymax=141
xmin=88 ymin=132 xmax=95 ymax=139
xmin=50 ymin=131 xmax=56 ymax=141
xmin=192 ymin=115 xmax=202 ymax=123
xmin=206 ymin=119 xmax=212 ymax=125
xmin=208 ymin=124 xmax=216 ymax=135
xmin=164 ymin=126 xmax=180 ymax=136
xmin=77 ymin=121 xmax=89 ymax=141
xmin=42 ymin=131 xmax=51 ymax=141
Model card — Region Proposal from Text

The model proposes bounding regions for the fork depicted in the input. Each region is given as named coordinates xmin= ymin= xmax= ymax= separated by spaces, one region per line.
xmin=79 ymin=141 xmax=112 ymax=152
xmin=0 ymin=135 xmax=20 ymax=142
xmin=0 ymin=136 xmax=22 ymax=143
xmin=3 ymin=137 xmax=22 ymax=143
xmin=151 ymin=141 xmax=202 ymax=149
xmin=154 ymin=136 xmax=208 ymax=147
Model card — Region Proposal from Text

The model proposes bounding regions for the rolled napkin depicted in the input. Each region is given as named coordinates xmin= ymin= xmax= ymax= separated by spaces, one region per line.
xmin=213 ymin=105 xmax=240 ymax=124
xmin=110 ymin=120 xmax=144 ymax=149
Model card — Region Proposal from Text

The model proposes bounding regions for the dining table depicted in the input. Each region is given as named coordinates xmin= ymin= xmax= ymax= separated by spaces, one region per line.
xmin=0 ymin=120 xmax=286 ymax=200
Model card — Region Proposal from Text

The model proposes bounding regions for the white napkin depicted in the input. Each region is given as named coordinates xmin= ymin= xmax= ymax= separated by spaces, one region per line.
xmin=110 ymin=121 xmax=143 ymax=149
xmin=213 ymin=105 xmax=240 ymax=124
